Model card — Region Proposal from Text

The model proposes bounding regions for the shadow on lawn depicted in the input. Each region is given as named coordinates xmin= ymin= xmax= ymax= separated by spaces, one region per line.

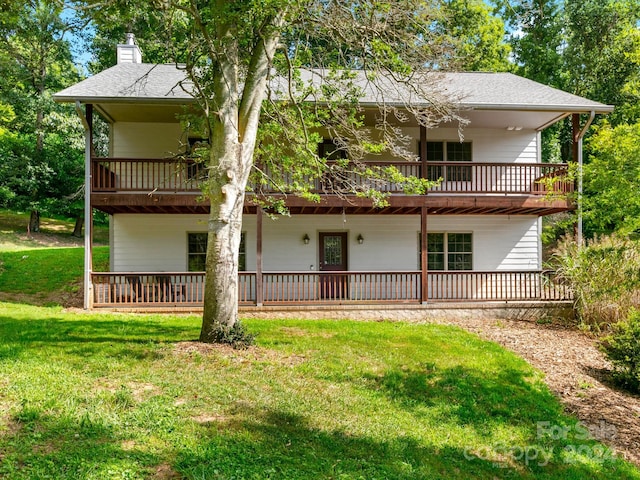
xmin=2 ymin=392 xmax=635 ymax=480
xmin=0 ymin=312 xmax=196 ymax=360
xmin=0 ymin=406 xmax=164 ymax=479
xmin=369 ymin=364 xmax=561 ymax=426
xmin=173 ymin=404 xmax=635 ymax=480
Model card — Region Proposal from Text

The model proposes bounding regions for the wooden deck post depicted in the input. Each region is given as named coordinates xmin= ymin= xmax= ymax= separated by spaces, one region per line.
xmin=421 ymin=206 xmax=428 ymax=304
xmin=256 ymin=207 xmax=263 ymax=306
xmin=83 ymin=104 xmax=94 ymax=309
xmin=420 ymin=125 xmax=427 ymax=179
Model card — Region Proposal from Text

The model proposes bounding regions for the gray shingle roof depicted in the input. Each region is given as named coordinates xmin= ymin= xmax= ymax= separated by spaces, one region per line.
xmin=54 ymin=63 xmax=613 ymax=113
xmin=54 ymin=63 xmax=193 ymax=103
xmin=440 ymin=72 xmax=611 ymax=112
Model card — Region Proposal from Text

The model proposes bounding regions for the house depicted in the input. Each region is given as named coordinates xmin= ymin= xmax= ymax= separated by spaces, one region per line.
xmin=54 ymin=35 xmax=612 ymax=311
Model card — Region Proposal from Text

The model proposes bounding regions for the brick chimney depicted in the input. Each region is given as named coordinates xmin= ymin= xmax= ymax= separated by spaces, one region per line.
xmin=116 ymin=33 xmax=142 ymax=64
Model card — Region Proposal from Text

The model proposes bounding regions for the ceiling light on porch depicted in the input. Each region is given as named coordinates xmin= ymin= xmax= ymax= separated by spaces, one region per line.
xmin=506 ymin=126 xmax=523 ymax=131
xmin=303 ymin=233 xmax=310 ymax=244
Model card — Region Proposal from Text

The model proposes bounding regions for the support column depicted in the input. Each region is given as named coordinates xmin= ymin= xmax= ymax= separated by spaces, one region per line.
xmin=572 ymin=114 xmax=580 ymax=241
xmin=572 ymin=114 xmax=580 ymax=163
xmin=572 ymin=111 xmax=596 ymax=246
xmin=421 ymin=206 xmax=428 ymax=304
xmin=420 ymin=125 xmax=427 ymax=179
xmin=82 ymin=104 xmax=94 ymax=309
xmin=256 ymin=207 xmax=263 ymax=306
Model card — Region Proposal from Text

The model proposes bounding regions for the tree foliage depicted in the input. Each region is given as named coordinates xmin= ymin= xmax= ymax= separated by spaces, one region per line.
xmin=0 ymin=0 xmax=86 ymax=224
xmin=437 ymin=0 xmax=511 ymax=72
xmin=495 ymin=0 xmax=640 ymax=237
xmin=583 ymin=123 xmax=640 ymax=236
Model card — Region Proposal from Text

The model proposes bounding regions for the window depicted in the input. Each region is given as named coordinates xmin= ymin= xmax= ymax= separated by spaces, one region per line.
xmin=424 ymin=141 xmax=472 ymax=181
xmin=187 ymin=232 xmax=246 ymax=272
xmin=445 ymin=233 xmax=473 ymax=270
xmin=418 ymin=232 xmax=472 ymax=271
xmin=318 ymin=139 xmax=347 ymax=160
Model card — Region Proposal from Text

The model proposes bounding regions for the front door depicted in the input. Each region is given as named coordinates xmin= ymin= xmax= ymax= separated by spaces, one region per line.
xmin=319 ymin=232 xmax=348 ymax=299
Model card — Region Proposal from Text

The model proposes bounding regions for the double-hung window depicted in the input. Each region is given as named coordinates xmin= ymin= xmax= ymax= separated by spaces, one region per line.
xmin=425 ymin=141 xmax=472 ymax=182
xmin=187 ymin=232 xmax=246 ymax=272
xmin=419 ymin=232 xmax=473 ymax=271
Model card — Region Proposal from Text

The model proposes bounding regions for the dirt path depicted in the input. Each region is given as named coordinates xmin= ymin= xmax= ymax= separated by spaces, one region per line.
xmin=430 ymin=317 xmax=640 ymax=465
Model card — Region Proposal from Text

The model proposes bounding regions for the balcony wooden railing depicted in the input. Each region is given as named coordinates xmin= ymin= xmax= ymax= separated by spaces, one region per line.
xmin=91 ymin=158 xmax=573 ymax=196
xmin=91 ymin=270 xmax=571 ymax=308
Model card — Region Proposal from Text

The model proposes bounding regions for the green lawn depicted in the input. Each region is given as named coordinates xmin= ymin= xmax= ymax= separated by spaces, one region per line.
xmin=0 ymin=209 xmax=109 ymax=251
xmin=0 ymin=303 xmax=637 ymax=479
xmin=0 ymin=210 xmax=109 ymax=306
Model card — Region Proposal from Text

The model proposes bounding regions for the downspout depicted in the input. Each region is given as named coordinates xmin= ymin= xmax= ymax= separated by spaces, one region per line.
xmin=75 ymin=101 xmax=93 ymax=309
xmin=576 ymin=110 xmax=596 ymax=247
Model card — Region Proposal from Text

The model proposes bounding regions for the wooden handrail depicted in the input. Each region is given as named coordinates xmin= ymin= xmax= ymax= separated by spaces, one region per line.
xmin=91 ymin=270 xmax=572 ymax=307
xmin=91 ymin=157 xmax=573 ymax=196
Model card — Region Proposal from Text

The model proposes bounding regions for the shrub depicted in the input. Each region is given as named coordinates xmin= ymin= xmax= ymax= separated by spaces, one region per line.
xmin=202 ymin=320 xmax=256 ymax=349
xmin=600 ymin=308 xmax=640 ymax=392
xmin=552 ymin=234 xmax=640 ymax=330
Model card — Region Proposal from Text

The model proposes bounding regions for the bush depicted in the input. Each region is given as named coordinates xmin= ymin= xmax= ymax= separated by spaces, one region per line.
xmin=552 ymin=234 xmax=640 ymax=331
xmin=202 ymin=320 xmax=256 ymax=349
xmin=600 ymin=308 xmax=640 ymax=392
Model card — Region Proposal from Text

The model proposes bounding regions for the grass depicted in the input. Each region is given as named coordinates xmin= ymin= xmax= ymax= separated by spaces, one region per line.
xmin=0 ymin=209 xmax=109 ymax=251
xmin=0 ymin=303 xmax=638 ymax=479
xmin=0 ymin=209 xmax=109 ymax=307
xmin=0 ymin=211 xmax=638 ymax=478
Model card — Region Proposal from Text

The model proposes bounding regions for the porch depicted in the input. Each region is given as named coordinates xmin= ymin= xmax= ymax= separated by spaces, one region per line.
xmin=91 ymin=270 xmax=572 ymax=309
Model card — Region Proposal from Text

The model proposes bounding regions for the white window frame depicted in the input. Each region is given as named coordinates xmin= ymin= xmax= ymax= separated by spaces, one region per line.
xmin=187 ymin=232 xmax=246 ymax=272
xmin=418 ymin=232 xmax=473 ymax=271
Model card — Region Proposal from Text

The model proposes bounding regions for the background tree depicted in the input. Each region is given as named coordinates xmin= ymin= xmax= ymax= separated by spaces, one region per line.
xmin=436 ymin=0 xmax=511 ymax=72
xmin=495 ymin=0 xmax=640 ymax=238
xmin=0 ymin=0 xmax=85 ymax=231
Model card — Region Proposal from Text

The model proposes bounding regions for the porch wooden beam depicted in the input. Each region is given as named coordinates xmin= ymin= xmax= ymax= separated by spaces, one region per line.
xmin=92 ymin=191 xmax=573 ymax=216
xmin=421 ymin=207 xmax=428 ymax=304
xmin=256 ymin=207 xmax=263 ymax=306
xmin=420 ymin=125 xmax=427 ymax=179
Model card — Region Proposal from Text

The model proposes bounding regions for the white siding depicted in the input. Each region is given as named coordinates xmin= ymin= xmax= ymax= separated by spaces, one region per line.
xmin=398 ymin=127 xmax=537 ymax=164
xmin=325 ymin=126 xmax=537 ymax=164
xmin=261 ymin=215 xmax=420 ymax=271
xmin=110 ymin=214 xmax=540 ymax=273
xmin=112 ymin=215 xmax=207 ymax=271
xmin=427 ymin=216 xmax=540 ymax=270
xmin=112 ymin=122 xmax=183 ymax=158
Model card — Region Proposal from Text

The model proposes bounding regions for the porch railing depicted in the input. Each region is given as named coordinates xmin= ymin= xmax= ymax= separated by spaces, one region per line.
xmin=91 ymin=158 xmax=572 ymax=196
xmin=91 ymin=270 xmax=571 ymax=308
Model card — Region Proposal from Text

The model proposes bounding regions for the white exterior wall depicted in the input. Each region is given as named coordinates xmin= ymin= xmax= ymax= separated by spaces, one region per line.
xmin=112 ymin=122 xmax=183 ymax=158
xmin=393 ymin=127 xmax=537 ymax=163
xmin=109 ymin=214 xmax=540 ymax=272
xmin=108 ymin=122 xmax=537 ymax=163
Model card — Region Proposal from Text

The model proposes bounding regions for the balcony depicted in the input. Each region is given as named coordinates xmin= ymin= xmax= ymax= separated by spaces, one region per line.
xmin=91 ymin=270 xmax=572 ymax=308
xmin=90 ymin=157 xmax=574 ymax=215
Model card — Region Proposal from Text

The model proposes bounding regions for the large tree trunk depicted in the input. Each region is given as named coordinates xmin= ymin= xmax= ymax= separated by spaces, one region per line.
xmin=197 ymin=6 xmax=287 ymax=342
xmin=199 ymin=133 xmax=252 ymax=339
xmin=199 ymin=29 xmax=246 ymax=340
